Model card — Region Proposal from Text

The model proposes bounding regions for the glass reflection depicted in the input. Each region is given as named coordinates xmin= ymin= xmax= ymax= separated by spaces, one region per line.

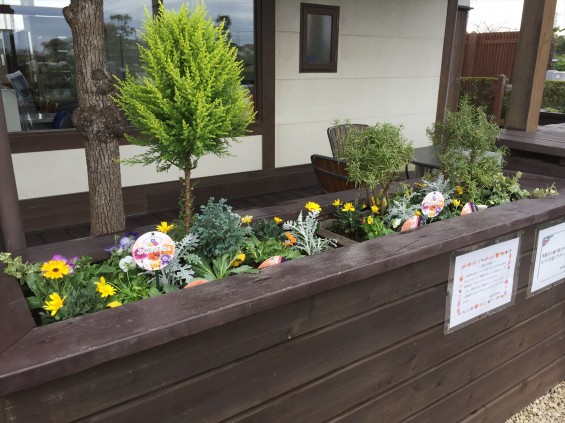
xmin=0 ymin=0 xmax=254 ymax=132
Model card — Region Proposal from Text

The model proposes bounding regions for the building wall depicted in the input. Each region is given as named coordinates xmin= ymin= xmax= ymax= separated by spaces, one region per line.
xmin=12 ymin=137 xmax=262 ymax=200
xmin=11 ymin=0 xmax=447 ymax=199
xmin=275 ymin=0 xmax=447 ymax=167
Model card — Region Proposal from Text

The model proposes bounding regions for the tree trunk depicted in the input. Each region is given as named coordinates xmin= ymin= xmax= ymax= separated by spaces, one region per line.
xmin=183 ymin=166 xmax=192 ymax=234
xmin=63 ymin=0 xmax=126 ymax=236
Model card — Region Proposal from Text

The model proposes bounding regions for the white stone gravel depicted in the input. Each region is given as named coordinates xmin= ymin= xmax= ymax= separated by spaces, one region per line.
xmin=505 ymin=381 xmax=565 ymax=423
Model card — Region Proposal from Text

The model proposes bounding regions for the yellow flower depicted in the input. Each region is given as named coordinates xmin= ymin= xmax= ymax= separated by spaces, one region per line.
xmin=232 ymin=253 xmax=246 ymax=267
xmin=41 ymin=260 xmax=70 ymax=279
xmin=156 ymin=221 xmax=174 ymax=233
xmin=342 ymin=202 xmax=355 ymax=212
xmin=43 ymin=292 xmax=66 ymax=316
xmin=456 ymin=186 xmax=464 ymax=195
xmin=274 ymin=216 xmax=283 ymax=224
xmin=241 ymin=215 xmax=253 ymax=224
xmin=107 ymin=301 xmax=122 ymax=308
xmin=452 ymin=199 xmax=461 ymax=207
xmin=362 ymin=203 xmax=367 ymax=209
xmin=305 ymin=201 xmax=321 ymax=213
xmin=366 ymin=215 xmax=374 ymax=225
xmin=332 ymin=199 xmax=342 ymax=206
xmin=94 ymin=276 xmax=116 ymax=298
xmin=415 ymin=210 xmax=421 ymax=216
xmin=371 ymin=205 xmax=379 ymax=214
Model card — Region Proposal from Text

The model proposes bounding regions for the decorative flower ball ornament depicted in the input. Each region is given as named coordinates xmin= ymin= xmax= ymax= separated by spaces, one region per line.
xmin=132 ymin=231 xmax=175 ymax=271
xmin=258 ymin=256 xmax=287 ymax=270
xmin=401 ymin=215 xmax=423 ymax=232
xmin=461 ymin=201 xmax=479 ymax=215
xmin=421 ymin=191 xmax=445 ymax=218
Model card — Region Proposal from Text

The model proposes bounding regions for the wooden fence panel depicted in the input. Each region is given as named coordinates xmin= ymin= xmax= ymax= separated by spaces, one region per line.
xmin=463 ymin=32 xmax=520 ymax=80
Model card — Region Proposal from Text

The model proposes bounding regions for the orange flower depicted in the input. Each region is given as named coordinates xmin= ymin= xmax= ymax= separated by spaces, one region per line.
xmin=283 ymin=231 xmax=297 ymax=246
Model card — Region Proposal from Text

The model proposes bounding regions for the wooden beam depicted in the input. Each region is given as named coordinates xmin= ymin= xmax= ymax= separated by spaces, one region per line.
xmin=446 ymin=5 xmax=471 ymax=113
xmin=0 ymin=88 xmax=25 ymax=252
xmin=436 ymin=0 xmax=459 ymax=122
xmin=506 ymin=0 xmax=557 ymax=132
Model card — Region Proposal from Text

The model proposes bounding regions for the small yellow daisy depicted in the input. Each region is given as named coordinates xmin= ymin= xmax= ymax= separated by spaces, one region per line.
xmin=332 ymin=199 xmax=343 ymax=206
xmin=274 ymin=216 xmax=283 ymax=224
xmin=342 ymin=202 xmax=355 ymax=212
xmin=305 ymin=201 xmax=322 ymax=213
xmin=241 ymin=215 xmax=253 ymax=224
xmin=156 ymin=221 xmax=174 ymax=233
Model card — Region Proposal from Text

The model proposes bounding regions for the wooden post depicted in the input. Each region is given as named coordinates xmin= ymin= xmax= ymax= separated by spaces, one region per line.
xmin=436 ymin=0 xmax=459 ymax=123
xmin=446 ymin=5 xmax=471 ymax=113
xmin=0 ymin=91 xmax=25 ymax=252
xmin=506 ymin=0 xmax=557 ymax=132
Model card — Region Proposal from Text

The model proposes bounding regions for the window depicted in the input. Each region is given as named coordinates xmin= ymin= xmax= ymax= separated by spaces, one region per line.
xmin=300 ymin=3 xmax=339 ymax=73
xmin=0 ymin=0 xmax=255 ymax=133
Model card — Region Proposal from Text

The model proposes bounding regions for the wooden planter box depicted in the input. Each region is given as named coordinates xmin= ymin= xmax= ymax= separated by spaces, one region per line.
xmin=1 ymin=182 xmax=564 ymax=422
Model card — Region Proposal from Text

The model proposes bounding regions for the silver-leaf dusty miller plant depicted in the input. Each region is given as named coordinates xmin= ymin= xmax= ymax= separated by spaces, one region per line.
xmin=155 ymin=233 xmax=201 ymax=286
xmin=420 ymin=173 xmax=454 ymax=205
xmin=283 ymin=210 xmax=336 ymax=256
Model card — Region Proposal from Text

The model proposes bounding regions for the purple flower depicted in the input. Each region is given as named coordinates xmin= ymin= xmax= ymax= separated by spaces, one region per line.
xmin=51 ymin=254 xmax=68 ymax=263
xmin=160 ymin=254 xmax=172 ymax=265
xmin=105 ymin=245 xmax=121 ymax=253
xmin=126 ymin=231 xmax=139 ymax=240
xmin=119 ymin=236 xmax=133 ymax=248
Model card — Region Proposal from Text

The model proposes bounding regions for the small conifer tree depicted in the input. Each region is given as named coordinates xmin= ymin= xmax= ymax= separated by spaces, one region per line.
xmin=114 ymin=3 xmax=255 ymax=232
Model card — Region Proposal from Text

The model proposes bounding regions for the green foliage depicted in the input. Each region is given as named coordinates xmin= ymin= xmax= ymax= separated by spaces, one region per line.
xmin=361 ymin=215 xmax=394 ymax=239
xmin=330 ymin=200 xmax=366 ymax=242
xmin=426 ymin=99 xmax=507 ymax=200
xmin=113 ymin=3 xmax=255 ymax=230
xmin=283 ymin=210 xmax=336 ymax=256
xmin=251 ymin=218 xmax=284 ymax=240
xmin=542 ymin=81 xmax=565 ymax=112
xmin=529 ymin=183 xmax=559 ymax=198
xmin=192 ymin=253 xmax=258 ymax=281
xmin=243 ymin=235 xmax=302 ymax=264
xmin=336 ymin=122 xmax=414 ymax=209
xmin=459 ymin=77 xmax=499 ymax=116
xmin=554 ymin=34 xmax=565 ymax=56
xmin=191 ymin=198 xmax=251 ymax=259
xmin=0 ymin=252 xmax=35 ymax=282
xmin=478 ymin=171 xmax=530 ymax=206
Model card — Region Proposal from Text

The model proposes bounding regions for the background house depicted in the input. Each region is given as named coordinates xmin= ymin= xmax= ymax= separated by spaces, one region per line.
xmin=1 ymin=0 xmax=454 ymax=233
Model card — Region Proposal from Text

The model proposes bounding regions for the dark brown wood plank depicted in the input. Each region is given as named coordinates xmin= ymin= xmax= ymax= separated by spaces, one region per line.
xmin=401 ymin=332 xmax=565 ymax=423
xmin=1 ymin=256 xmax=450 ymax=421
xmin=0 ymin=274 xmax=35 ymax=355
xmin=76 ymin=285 xmax=448 ymax=422
xmin=458 ymin=358 xmax=565 ymax=423
xmin=229 ymin=290 xmax=565 ymax=422
xmin=334 ymin=329 xmax=565 ymax=423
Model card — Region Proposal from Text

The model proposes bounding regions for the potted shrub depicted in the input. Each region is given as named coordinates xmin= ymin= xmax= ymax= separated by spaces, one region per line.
xmin=113 ymin=3 xmax=255 ymax=232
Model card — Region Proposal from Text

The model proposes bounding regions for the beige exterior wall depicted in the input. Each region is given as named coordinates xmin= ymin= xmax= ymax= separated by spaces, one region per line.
xmin=12 ymin=136 xmax=262 ymax=199
xmin=275 ymin=0 xmax=447 ymax=167
xmin=12 ymin=0 xmax=448 ymax=199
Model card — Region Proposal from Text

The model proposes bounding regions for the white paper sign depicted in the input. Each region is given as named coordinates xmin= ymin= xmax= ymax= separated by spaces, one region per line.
xmin=529 ymin=221 xmax=565 ymax=295
xmin=446 ymin=236 xmax=520 ymax=333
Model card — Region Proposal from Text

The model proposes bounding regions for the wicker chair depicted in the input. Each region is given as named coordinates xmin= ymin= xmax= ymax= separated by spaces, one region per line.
xmin=326 ymin=123 xmax=368 ymax=157
xmin=311 ymin=154 xmax=356 ymax=194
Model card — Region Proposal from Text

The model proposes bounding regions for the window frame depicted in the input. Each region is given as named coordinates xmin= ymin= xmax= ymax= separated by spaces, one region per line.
xmin=7 ymin=0 xmax=267 ymax=154
xmin=299 ymin=3 xmax=340 ymax=73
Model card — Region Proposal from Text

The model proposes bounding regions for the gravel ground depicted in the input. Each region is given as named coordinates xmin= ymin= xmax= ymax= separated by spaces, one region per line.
xmin=505 ymin=381 xmax=565 ymax=422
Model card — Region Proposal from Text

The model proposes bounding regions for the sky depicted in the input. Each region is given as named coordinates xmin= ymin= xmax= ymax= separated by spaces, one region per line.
xmin=467 ymin=0 xmax=565 ymax=32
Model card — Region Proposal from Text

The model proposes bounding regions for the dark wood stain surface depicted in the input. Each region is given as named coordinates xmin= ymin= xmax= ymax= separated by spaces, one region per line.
xmin=0 ymin=173 xmax=564 ymax=422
